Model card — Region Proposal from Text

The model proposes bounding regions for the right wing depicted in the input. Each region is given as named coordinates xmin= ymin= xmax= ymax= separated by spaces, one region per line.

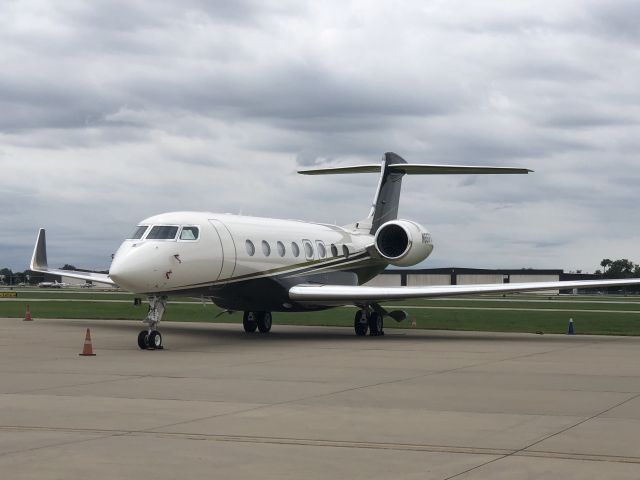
xmin=289 ymin=278 xmax=640 ymax=306
xmin=30 ymin=229 xmax=116 ymax=286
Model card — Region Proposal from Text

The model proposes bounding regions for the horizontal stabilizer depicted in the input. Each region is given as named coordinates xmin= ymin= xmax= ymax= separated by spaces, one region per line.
xmin=390 ymin=164 xmax=532 ymax=175
xmin=298 ymin=164 xmax=381 ymax=175
xmin=299 ymin=163 xmax=532 ymax=175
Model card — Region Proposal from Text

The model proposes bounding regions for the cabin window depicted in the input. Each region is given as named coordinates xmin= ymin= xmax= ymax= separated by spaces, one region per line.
xmin=179 ymin=226 xmax=199 ymax=241
xmin=291 ymin=242 xmax=300 ymax=258
xmin=316 ymin=241 xmax=326 ymax=259
xmin=128 ymin=226 xmax=148 ymax=240
xmin=245 ymin=240 xmax=255 ymax=256
xmin=343 ymin=245 xmax=350 ymax=259
xmin=330 ymin=244 xmax=338 ymax=257
xmin=146 ymin=225 xmax=179 ymax=240
xmin=262 ymin=240 xmax=271 ymax=256
xmin=277 ymin=241 xmax=286 ymax=257
xmin=303 ymin=240 xmax=314 ymax=259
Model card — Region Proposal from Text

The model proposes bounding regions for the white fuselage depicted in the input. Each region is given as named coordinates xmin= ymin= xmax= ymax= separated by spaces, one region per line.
xmin=109 ymin=212 xmax=381 ymax=295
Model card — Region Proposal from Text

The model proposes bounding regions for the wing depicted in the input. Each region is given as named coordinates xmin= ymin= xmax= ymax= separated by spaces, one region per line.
xmin=30 ymin=229 xmax=116 ymax=286
xmin=289 ymin=278 xmax=640 ymax=306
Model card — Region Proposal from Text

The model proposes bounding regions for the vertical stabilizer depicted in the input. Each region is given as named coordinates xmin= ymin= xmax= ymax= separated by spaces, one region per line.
xmin=368 ymin=152 xmax=407 ymax=234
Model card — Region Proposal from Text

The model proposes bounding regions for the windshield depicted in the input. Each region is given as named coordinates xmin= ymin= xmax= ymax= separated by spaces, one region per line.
xmin=128 ymin=226 xmax=148 ymax=240
xmin=146 ymin=225 xmax=179 ymax=240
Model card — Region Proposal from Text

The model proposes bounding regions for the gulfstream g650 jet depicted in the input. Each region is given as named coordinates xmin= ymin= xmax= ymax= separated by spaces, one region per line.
xmin=29 ymin=153 xmax=640 ymax=349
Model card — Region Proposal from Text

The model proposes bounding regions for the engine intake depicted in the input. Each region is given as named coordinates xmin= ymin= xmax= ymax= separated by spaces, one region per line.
xmin=374 ymin=220 xmax=433 ymax=267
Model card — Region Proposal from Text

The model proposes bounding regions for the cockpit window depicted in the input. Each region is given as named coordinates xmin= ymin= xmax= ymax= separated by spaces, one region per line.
xmin=128 ymin=226 xmax=148 ymax=240
xmin=180 ymin=226 xmax=199 ymax=241
xmin=146 ymin=225 xmax=179 ymax=240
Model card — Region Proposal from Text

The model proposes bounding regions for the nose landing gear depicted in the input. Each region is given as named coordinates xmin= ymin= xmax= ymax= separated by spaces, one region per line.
xmin=138 ymin=295 xmax=167 ymax=350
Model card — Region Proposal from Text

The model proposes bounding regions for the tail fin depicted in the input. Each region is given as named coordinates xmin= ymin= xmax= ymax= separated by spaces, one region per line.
xmin=298 ymin=152 xmax=532 ymax=234
xmin=369 ymin=152 xmax=407 ymax=234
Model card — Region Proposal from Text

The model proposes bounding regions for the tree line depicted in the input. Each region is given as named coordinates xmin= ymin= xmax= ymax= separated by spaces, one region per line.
xmin=596 ymin=259 xmax=640 ymax=278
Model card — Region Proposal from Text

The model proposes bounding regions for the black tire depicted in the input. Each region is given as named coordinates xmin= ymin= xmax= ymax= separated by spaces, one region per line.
xmin=354 ymin=310 xmax=368 ymax=336
xmin=148 ymin=330 xmax=163 ymax=350
xmin=137 ymin=330 xmax=149 ymax=350
xmin=243 ymin=311 xmax=258 ymax=333
xmin=369 ymin=312 xmax=384 ymax=336
xmin=257 ymin=311 xmax=272 ymax=333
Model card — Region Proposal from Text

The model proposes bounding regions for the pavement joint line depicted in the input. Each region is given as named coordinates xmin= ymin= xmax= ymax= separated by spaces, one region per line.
xmin=0 ymin=430 xmax=125 ymax=459
xmin=146 ymin=343 xmax=592 ymax=433
xmin=442 ymin=389 xmax=640 ymax=479
xmin=443 ymin=339 xmax=640 ymax=480
xmin=1 ymin=425 xmax=639 ymax=465
xmin=9 ymin=375 xmax=151 ymax=395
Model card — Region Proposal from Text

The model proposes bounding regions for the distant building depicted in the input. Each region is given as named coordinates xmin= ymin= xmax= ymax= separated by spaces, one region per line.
xmin=366 ymin=268 xmax=568 ymax=294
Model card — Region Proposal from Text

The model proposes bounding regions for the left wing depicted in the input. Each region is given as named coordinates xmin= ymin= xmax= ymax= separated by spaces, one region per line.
xmin=30 ymin=229 xmax=116 ymax=286
xmin=289 ymin=278 xmax=640 ymax=306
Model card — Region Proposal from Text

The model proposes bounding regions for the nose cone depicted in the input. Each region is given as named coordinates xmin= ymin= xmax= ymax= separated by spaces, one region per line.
xmin=109 ymin=249 xmax=151 ymax=293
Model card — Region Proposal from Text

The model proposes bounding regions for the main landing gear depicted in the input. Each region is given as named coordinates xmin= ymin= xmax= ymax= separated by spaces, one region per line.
xmin=138 ymin=295 xmax=167 ymax=350
xmin=354 ymin=309 xmax=384 ymax=337
xmin=243 ymin=311 xmax=272 ymax=333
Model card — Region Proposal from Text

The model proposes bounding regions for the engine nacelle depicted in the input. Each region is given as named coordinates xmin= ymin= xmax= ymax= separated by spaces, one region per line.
xmin=374 ymin=220 xmax=434 ymax=267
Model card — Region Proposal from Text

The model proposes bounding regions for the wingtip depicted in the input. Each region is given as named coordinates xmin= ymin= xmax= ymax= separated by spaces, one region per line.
xmin=30 ymin=228 xmax=48 ymax=271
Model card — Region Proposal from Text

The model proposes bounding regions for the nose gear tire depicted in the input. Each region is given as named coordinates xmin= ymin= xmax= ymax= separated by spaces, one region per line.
xmin=137 ymin=330 xmax=149 ymax=350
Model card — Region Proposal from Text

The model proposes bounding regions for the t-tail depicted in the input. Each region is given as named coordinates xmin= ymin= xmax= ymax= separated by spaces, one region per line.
xmin=298 ymin=152 xmax=532 ymax=234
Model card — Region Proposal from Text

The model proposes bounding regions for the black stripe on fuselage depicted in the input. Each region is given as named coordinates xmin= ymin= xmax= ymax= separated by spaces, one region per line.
xmin=150 ymin=252 xmax=387 ymax=311
xmin=165 ymin=251 xmax=372 ymax=292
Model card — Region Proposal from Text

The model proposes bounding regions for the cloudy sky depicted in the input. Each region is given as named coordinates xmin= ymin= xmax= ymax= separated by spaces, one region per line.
xmin=1 ymin=0 xmax=639 ymax=273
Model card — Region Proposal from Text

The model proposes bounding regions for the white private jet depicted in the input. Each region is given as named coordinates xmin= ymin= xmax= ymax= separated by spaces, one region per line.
xmin=29 ymin=152 xmax=640 ymax=349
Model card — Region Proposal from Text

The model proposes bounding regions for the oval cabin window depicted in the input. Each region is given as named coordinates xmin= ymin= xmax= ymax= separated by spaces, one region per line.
xmin=303 ymin=241 xmax=314 ymax=259
xmin=245 ymin=240 xmax=255 ymax=256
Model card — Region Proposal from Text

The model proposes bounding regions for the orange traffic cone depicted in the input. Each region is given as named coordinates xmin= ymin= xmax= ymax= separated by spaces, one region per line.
xmin=79 ymin=328 xmax=96 ymax=356
xmin=23 ymin=304 xmax=33 ymax=321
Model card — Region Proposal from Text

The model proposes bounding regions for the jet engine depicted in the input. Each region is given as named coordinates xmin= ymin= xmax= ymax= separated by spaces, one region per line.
xmin=374 ymin=220 xmax=434 ymax=267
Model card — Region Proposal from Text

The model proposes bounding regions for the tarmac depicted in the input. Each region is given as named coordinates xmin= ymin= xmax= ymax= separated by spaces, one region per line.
xmin=1 ymin=317 xmax=640 ymax=479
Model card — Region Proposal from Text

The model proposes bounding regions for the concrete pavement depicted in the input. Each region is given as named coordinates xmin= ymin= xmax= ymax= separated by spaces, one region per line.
xmin=1 ymin=317 xmax=639 ymax=479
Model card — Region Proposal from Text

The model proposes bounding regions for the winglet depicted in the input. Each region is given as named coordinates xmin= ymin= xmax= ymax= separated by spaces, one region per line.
xmin=30 ymin=229 xmax=48 ymax=271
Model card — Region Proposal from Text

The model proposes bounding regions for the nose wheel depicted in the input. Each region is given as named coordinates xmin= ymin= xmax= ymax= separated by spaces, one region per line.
xmin=137 ymin=330 xmax=163 ymax=350
xmin=138 ymin=295 xmax=167 ymax=350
